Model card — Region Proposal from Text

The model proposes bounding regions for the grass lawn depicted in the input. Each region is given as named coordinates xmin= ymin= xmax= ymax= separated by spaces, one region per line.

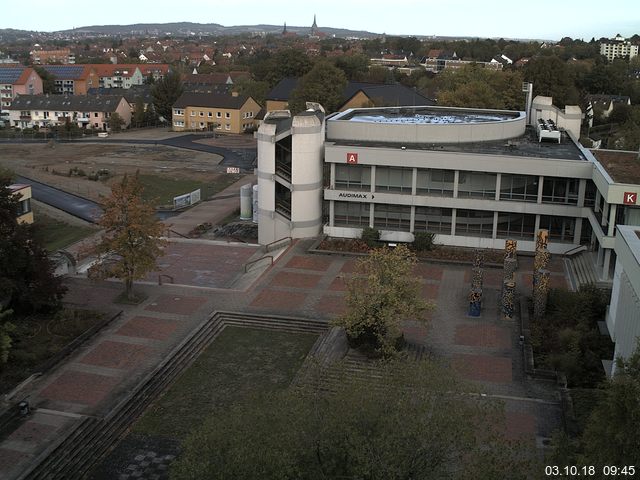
xmin=32 ymin=213 xmax=96 ymax=252
xmin=137 ymin=173 xmax=244 ymax=207
xmin=133 ymin=326 xmax=318 ymax=440
xmin=0 ymin=309 xmax=105 ymax=394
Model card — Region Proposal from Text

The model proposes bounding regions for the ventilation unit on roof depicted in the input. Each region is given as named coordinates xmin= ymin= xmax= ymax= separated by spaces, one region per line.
xmin=536 ymin=118 xmax=561 ymax=144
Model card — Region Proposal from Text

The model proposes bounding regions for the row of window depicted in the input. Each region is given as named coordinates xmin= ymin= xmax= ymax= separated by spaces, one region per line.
xmin=174 ymin=110 xmax=256 ymax=119
xmin=333 ymin=202 xmax=577 ymax=242
xmin=334 ymin=165 xmax=581 ymax=205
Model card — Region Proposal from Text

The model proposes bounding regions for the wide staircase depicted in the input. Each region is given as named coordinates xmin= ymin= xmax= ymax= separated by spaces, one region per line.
xmin=565 ymin=251 xmax=600 ymax=291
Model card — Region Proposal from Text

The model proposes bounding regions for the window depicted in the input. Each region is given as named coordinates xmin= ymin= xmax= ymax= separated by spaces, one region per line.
xmin=174 ymin=109 xmax=183 ymax=116
xmin=457 ymin=171 xmax=497 ymax=199
xmin=94 ymin=112 xmax=98 ymax=117
xmin=225 ymin=124 xmax=230 ymax=130
xmin=199 ymin=111 xmax=204 ymax=116
xmin=334 ymin=201 xmax=370 ymax=227
xmin=208 ymin=112 xmax=212 ymax=117
xmin=455 ymin=209 xmax=494 ymax=237
xmin=500 ymin=174 xmax=538 ymax=202
xmin=496 ymin=212 xmax=536 ymax=240
xmin=414 ymin=207 xmax=452 ymax=234
xmin=216 ymin=112 xmax=221 ymax=118
xmin=174 ymin=120 xmax=184 ymax=127
xmin=190 ymin=111 xmax=196 ymax=116
xmin=416 ymin=169 xmax=454 ymax=196
xmin=17 ymin=198 xmax=31 ymax=216
xmin=375 ymin=166 xmax=412 ymax=194
xmin=335 ymin=165 xmax=371 ymax=191
xmin=225 ymin=112 xmax=230 ymax=119
xmin=539 ymin=215 xmax=575 ymax=242
xmin=542 ymin=177 xmax=578 ymax=205
xmin=216 ymin=124 xmax=222 ymax=129
xmin=373 ymin=204 xmax=411 ymax=231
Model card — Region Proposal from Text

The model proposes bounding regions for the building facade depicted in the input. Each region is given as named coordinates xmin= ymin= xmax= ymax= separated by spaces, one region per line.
xmin=600 ymin=35 xmax=639 ymax=61
xmin=257 ymin=101 xmax=640 ymax=284
xmin=172 ymin=92 xmax=260 ymax=133
xmin=9 ymin=184 xmax=33 ymax=224
xmin=0 ymin=66 xmax=43 ymax=112
xmin=39 ymin=65 xmax=99 ymax=95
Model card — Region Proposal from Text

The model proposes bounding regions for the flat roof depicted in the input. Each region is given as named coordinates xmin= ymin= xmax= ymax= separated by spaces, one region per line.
xmin=590 ymin=149 xmax=640 ymax=184
xmin=330 ymin=126 xmax=587 ymax=161
xmin=338 ymin=107 xmax=519 ymax=125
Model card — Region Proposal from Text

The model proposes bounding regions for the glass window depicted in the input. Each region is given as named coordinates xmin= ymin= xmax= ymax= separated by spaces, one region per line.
xmin=539 ymin=215 xmax=575 ymax=243
xmin=335 ymin=165 xmax=371 ymax=191
xmin=500 ymin=174 xmax=538 ymax=202
xmin=416 ymin=169 xmax=454 ymax=197
xmin=496 ymin=212 xmax=536 ymax=240
xmin=542 ymin=177 xmax=578 ymax=205
xmin=414 ymin=206 xmax=452 ymax=234
xmin=455 ymin=209 xmax=494 ymax=237
xmin=225 ymin=112 xmax=230 ymax=119
xmin=457 ymin=171 xmax=497 ymax=199
xmin=373 ymin=204 xmax=411 ymax=231
xmin=584 ymin=180 xmax=597 ymax=208
xmin=334 ymin=201 xmax=370 ymax=227
xmin=375 ymin=167 xmax=413 ymax=194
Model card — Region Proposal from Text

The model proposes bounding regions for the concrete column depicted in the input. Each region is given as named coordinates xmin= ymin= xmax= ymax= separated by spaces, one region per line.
xmin=410 ymin=205 xmax=416 ymax=232
xmin=495 ymin=173 xmax=501 ymax=201
xmin=603 ymin=249 xmax=612 ymax=281
xmin=492 ymin=211 xmax=498 ymax=239
xmin=595 ymin=190 xmax=601 ymax=213
xmin=608 ymin=204 xmax=617 ymax=236
xmin=330 ymin=163 xmax=335 ymax=189
xmin=537 ymin=175 xmax=544 ymax=204
xmin=534 ymin=214 xmax=541 ymax=234
xmin=574 ymin=218 xmax=583 ymax=244
xmin=369 ymin=202 xmax=374 ymax=227
xmin=453 ymin=170 xmax=460 ymax=198
xmin=577 ymin=179 xmax=586 ymax=207
xmin=329 ymin=200 xmax=335 ymax=227
xmin=370 ymin=165 xmax=376 ymax=193
xmin=412 ymin=167 xmax=417 ymax=196
xmin=451 ymin=209 xmax=457 ymax=236
xmin=601 ymin=201 xmax=609 ymax=227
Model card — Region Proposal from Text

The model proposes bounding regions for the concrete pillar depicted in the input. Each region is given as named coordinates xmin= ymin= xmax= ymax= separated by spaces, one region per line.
xmin=534 ymin=214 xmax=541 ymax=234
xmin=492 ymin=211 xmax=498 ymax=239
xmin=451 ymin=209 xmax=457 ymax=236
xmin=412 ymin=167 xmax=417 ymax=196
xmin=603 ymin=249 xmax=612 ymax=281
xmin=410 ymin=205 xmax=415 ymax=232
xmin=578 ymin=179 xmax=586 ymax=207
xmin=369 ymin=202 xmax=374 ymax=227
xmin=370 ymin=165 xmax=376 ymax=193
xmin=329 ymin=200 xmax=335 ymax=227
xmin=495 ymin=173 xmax=502 ymax=201
xmin=537 ymin=175 xmax=544 ymax=204
xmin=608 ymin=204 xmax=617 ymax=237
xmin=453 ymin=170 xmax=460 ymax=198
xmin=330 ymin=163 xmax=335 ymax=188
xmin=574 ymin=218 xmax=583 ymax=245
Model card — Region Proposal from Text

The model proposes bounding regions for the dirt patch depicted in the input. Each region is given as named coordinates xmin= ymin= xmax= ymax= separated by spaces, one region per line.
xmin=0 ymin=143 xmax=225 ymax=203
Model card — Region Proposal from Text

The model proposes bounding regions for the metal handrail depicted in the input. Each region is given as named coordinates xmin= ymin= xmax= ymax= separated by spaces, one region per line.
xmin=158 ymin=274 xmax=174 ymax=285
xmin=562 ymin=244 xmax=587 ymax=256
xmin=244 ymin=255 xmax=273 ymax=273
xmin=166 ymin=228 xmax=189 ymax=239
xmin=263 ymin=236 xmax=292 ymax=253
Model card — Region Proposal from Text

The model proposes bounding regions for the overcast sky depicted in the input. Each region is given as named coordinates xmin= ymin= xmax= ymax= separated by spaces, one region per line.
xmin=3 ymin=0 xmax=639 ymax=40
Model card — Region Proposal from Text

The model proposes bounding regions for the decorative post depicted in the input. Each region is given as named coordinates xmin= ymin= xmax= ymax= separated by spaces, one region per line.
xmin=533 ymin=269 xmax=550 ymax=319
xmin=502 ymin=277 xmax=516 ymax=319
xmin=532 ymin=229 xmax=551 ymax=319
xmin=468 ymin=249 xmax=484 ymax=317
xmin=468 ymin=288 xmax=482 ymax=317
xmin=502 ymin=239 xmax=518 ymax=316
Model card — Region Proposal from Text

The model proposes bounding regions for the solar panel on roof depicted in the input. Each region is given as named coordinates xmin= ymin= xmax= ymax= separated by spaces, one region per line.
xmin=41 ymin=65 xmax=85 ymax=79
xmin=0 ymin=67 xmax=25 ymax=83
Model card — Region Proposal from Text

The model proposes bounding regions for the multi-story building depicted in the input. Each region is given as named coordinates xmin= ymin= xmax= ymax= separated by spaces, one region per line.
xmin=600 ymin=34 xmax=639 ymax=61
xmin=8 ymin=94 xmax=131 ymax=131
xmin=30 ymin=48 xmax=75 ymax=64
xmin=9 ymin=184 xmax=33 ymax=224
xmin=257 ymin=99 xmax=639 ymax=284
xmin=0 ymin=65 xmax=43 ymax=112
xmin=172 ymin=92 xmax=261 ymax=133
xmin=39 ymin=65 xmax=99 ymax=95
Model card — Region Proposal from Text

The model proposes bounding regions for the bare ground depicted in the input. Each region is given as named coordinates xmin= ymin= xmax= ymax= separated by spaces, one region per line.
xmin=0 ymin=143 xmax=225 ymax=203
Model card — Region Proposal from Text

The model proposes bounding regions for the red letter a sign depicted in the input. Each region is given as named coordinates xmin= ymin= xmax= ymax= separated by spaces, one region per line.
xmin=346 ymin=152 xmax=358 ymax=164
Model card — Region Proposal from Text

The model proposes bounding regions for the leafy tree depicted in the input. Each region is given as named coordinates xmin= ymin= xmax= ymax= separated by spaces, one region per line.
xmin=132 ymin=97 xmax=146 ymax=127
xmin=33 ymin=66 xmax=56 ymax=94
xmin=252 ymin=48 xmax=313 ymax=86
xmin=334 ymin=54 xmax=370 ymax=81
xmin=108 ymin=112 xmax=124 ymax=132
xmin=413 ymin=231 xmax=436 ymax=252
xmin=360 ymin=226 xmax=380 ymax=248
xmin=0 ymin=175 xmax=66 ymax=313
xmin=0 ymin=307 xmax=15 ymax=365
xmin=232 ymin=77 xmax=270 ymax=106
xmin=151 ymin=71 xmax=184 ymax=121
xmin=88 ymin=173 xmax=166 ymax=300
xmin=288 ymin=60 xmax=348 ymax=114
xmin=171 ymin=358 xmax=537 ymax=480
xmin=333 ymin=245 xmax=431 ymax=357
xmin=524 ymin=56 xmax=580 ymax=107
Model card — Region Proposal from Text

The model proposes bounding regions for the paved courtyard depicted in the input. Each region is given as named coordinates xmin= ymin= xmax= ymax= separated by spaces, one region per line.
xmin=0 ymin=239 xmax=567 ymax=478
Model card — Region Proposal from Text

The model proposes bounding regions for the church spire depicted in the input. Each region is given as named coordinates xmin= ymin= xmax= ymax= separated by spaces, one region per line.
xmin=312 ymin=14 xmax=317 ymax=29
xmin=282 ymin=21 xmax=287 ymax=35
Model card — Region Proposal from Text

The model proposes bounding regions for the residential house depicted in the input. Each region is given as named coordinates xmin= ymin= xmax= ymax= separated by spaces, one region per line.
xmin=8 ymin=94 xmax=131 ymax=131
xmin=172 ymin=92 xmax=261 ymax=133
xmin=370 ymin=54 xmax=410 ymax=68
xmin=587 ymin=94 xmax=631 ymax=123
xmin=30 ymin=48 xmax=75 ymax=64
xmin=600 ymin=34 xmax=639 ymax=61
xmin=90 ymin=64 xmax=145 ymax=89
xmin=420 ymin=50 xmax=502 ymax=73
xmin=0 ymin=65 xmax=43 ymax=112
xmin=9 ymin=184 xmax=33 ymax=225
xmin=39 ymin=65 xmax=99 ymax=95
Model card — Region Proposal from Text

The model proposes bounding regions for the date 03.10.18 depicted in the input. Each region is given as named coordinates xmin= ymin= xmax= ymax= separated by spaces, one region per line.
xmin=545 ymin=465 xmax=636 ymax=476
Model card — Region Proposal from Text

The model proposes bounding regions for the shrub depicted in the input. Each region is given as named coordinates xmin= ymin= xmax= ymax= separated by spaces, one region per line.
xmin=413 ymin=232 xmax=436 ymax=252
xmin=360 ymin=227 xmax=380 ymax=248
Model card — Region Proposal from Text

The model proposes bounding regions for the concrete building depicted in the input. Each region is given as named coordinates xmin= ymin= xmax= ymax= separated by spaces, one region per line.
xmin=172 ymin=92 xmax=260 ymax=133
xmin=600 ymin=35 xmax=639 ymax=61
xmin=9 ymin=184 xmax=33 ymax=224
xmin=8 ymin=94 xmax=131 ymax=131
xmin=607 ymin=225 xmax=640 ymax=371
xmin=257 ymin=99 xmax=640 ymax=285
xmin=30 ymin=48 xmax=75 ymax=64
xmin=0 ymin=65 xmax=43 ymax=112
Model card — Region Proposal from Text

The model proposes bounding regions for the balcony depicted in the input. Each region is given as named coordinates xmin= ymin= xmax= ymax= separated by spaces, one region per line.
xmin=19 ymin=115 xmax=31 ymax=120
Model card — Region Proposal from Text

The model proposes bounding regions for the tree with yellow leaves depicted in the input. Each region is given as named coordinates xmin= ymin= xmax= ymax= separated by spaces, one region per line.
xmin=90 ymin=173 xmax=166 ymax=301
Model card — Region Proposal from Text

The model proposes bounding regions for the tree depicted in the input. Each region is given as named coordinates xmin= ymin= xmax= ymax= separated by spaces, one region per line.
xmin=171 ymin=358 xmax=537 ymax=480
xmin=288 ymin=60 xmax=348 ymax=114
xmin=89 ymin=173 xmax=166 ymax=300
xmin=524 ymin=56 xmax=580 ymax=107
xmin=0 ymin=307 xmax=15 ymax=365
xmin=334 ymin=54 xmax=370 ymax=81
xmin=0 ymin=175 xmax=66 ymax=313
xmin=333 ymin=245 xmax=431 ymax=357
xmin=151 ymin=71 xmax=184 ymax=122
xmin=108 ymin=112 xmax=124 ymax=132
xmin=33 ymin=66 xmax=56 ymax=94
